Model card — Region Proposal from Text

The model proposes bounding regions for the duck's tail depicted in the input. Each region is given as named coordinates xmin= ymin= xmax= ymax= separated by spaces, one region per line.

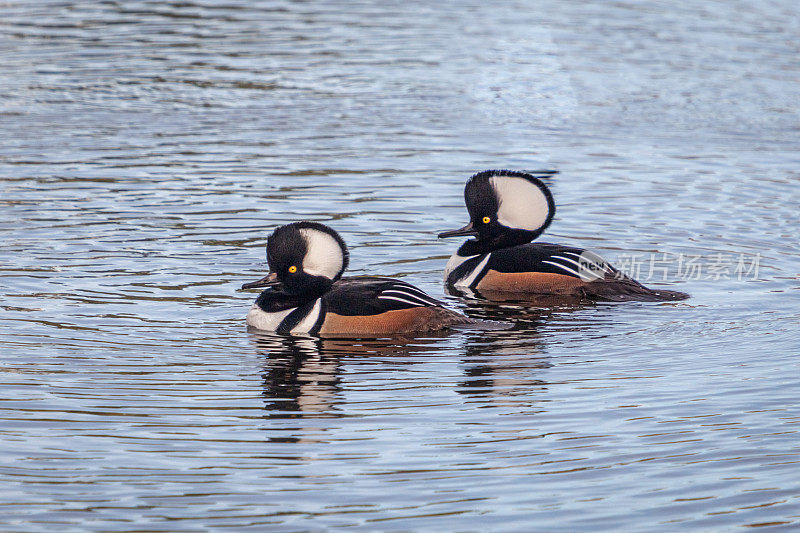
xmin=580 ymin=275 xmax=689 ymax=302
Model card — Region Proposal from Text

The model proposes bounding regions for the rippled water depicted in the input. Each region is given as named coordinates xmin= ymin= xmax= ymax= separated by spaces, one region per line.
xmin=2 ymin=1 xmax=799 ymax=530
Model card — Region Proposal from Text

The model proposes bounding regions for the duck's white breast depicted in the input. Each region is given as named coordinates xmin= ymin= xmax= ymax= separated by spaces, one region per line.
xmin=290 ymin=298 xmax=323 ymax=334
xmin=246 ymin=304 xmax=295 ymax=331
xmin=445 ymin=253 xmax=491 ymax=288
xmin=444 ymin=253 xmax=476 ymax=281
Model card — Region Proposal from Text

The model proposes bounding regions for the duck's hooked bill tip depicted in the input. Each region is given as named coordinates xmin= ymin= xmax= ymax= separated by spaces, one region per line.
xmin=241 ymin=272 xmax=280 ymax=290
xmin=438 ymin=221 xmax=478 ymax=239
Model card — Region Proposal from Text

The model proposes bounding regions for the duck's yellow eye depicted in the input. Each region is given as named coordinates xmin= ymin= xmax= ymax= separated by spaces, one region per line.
xmin=482 ymin=216 xmax=491 ymax=224
xmin=288 ymin=265 xmax=297 ymax=273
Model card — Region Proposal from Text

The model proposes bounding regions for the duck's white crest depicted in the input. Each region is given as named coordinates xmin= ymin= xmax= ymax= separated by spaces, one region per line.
xmin=489 ymin=176 xmax=550 ymax=231
xmin=299 ymin=228 xmax=344 ymax=279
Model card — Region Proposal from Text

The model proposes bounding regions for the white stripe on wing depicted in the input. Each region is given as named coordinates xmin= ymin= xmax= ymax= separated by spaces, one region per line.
xmin=549 ymin=255 xmax=603 ymax=280
xmin=541 ymin=260 xmax=582 ymax=278
xmin=380 ymin=289 xmax=439 ymax=306
xmin=377 ymin=295 xmax=431 ymax=307
xmin=562 ymin=251 xmax=613 ymax=273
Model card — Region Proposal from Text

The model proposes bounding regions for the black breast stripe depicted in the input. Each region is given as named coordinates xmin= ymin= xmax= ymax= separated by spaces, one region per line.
xmin=277 ymin=299 xmax=320 ymax=334
xmin=308 ymin=300 xmax=326 ymax=336
xmin=447 ymin=255 xmax=490 ymax=289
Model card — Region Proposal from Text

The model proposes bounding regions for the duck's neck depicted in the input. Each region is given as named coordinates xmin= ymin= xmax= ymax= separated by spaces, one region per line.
xmin=255 ymin=289 xmax=313 ymax=313
xmin=265 ymin=274 xmax=334 ymax=308
xmin=255 ymin=281 xmax=331 ymax=313
xmin=457 ymin=230 xmax=538 ymax=256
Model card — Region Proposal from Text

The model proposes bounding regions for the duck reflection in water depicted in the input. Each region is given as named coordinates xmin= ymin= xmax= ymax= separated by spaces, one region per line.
xmin=457 ymin=330 xmax=550 ymax=403
xmin=250 ymin=297 xmax=595 ymax=421
xmin=251 ymin=331 xmax=454 ymax=421
xmin=454 ymin=297 xmax=596 ymax=403
xmin=253 ymin=334 xmax=342 ymax=419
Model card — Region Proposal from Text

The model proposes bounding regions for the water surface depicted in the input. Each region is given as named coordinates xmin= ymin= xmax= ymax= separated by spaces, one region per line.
xmin=2 ymin=0 xmax=800 ymax=530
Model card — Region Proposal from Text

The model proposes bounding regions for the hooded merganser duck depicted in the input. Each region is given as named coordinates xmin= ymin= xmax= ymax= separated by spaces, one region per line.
xmin=242 ymin=221 xmax=476 ymax=336
xmin=439 ymin=170 xmax=689 ymax=301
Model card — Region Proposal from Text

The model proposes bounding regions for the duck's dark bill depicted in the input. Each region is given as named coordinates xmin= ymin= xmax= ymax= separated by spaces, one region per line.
xmin=438 ymin=221 xmax=478 ymax=238
xmin=241 ymin=272 xmax=280 ymax=290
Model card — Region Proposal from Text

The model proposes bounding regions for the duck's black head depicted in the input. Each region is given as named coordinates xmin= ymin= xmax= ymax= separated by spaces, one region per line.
xmin=242 ymin=221 xmax=349 ymax=298
xmin=439 ymin=170 xmax=556 ymax=255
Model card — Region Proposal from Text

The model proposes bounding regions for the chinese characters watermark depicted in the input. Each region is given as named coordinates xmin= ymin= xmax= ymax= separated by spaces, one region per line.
xmin=607 ymin=252 xmax=761 ymax=281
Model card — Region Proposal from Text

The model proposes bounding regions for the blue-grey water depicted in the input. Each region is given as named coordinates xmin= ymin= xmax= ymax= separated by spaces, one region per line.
xmin=2 ymin=1 xmax=799 ymax=530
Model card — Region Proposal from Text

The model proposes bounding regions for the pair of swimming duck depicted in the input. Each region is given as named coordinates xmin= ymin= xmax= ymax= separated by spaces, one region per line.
xmin=242 ymin=170 xmax=688 ymax=336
